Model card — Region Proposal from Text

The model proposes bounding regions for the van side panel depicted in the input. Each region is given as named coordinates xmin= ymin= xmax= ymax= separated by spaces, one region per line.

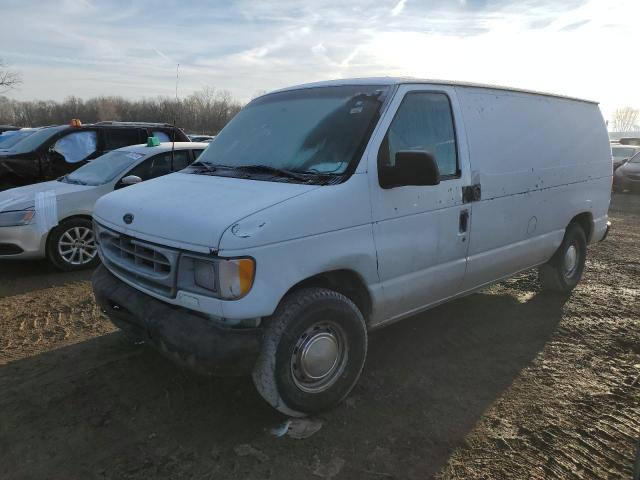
xmin=456 ymin=87 xmax=611 ymax=290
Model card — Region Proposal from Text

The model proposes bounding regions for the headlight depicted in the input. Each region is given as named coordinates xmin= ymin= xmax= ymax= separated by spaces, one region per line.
xmin=193 ymin=257 xmax=255 ymax=299
xmin=0 ymin=208 xmax=35 ymax=227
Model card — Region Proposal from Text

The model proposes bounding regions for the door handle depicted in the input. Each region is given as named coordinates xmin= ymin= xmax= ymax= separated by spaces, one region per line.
xmin=459 ymin=209 xmax=469 ymax=233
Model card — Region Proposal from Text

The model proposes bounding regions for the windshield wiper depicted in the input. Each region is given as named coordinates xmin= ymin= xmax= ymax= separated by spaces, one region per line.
xmin=187 ymin=162 xmax=219 ymax=173
xmin=232 ymin=164 xmax=309 ymax=181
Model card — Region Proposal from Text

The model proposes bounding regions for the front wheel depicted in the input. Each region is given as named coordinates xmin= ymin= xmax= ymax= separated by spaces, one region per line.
xmin=538 ymin=223 xmax=587 ymax=293
xmin=252 ymin=288 xmax=367 ymax=417
xmin=46 ymin=218 xmax=99 ymax=271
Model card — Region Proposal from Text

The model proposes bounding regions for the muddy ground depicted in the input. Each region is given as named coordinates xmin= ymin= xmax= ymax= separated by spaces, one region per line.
xmin=0 ymin=193 xmax=638 ymax=480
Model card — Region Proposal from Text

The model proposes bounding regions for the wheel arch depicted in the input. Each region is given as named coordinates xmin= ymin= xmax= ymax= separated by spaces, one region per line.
xmin=282 ymin=269 xmax=373 ymax=323
xmin=45 ymin=213 xmax=94 ymax=245
xmin=569 ymin=211 xmax=593 ymax=242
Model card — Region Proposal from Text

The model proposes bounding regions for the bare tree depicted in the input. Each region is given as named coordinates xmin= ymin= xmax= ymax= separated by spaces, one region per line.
xmin=611 ymin=107 xmax=640 ymax=132
xmin=0 ymin=86 xmax=242 ymax=133
xmin=0 ymin=60 xmax=22 ymax=94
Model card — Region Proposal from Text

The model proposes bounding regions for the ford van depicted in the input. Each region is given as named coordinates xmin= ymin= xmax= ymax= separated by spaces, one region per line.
xmin=92 ymin=78 xmax=612 ymax=416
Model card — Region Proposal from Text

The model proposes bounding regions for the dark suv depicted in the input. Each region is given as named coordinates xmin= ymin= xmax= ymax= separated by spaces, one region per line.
xmin=0 ymin=121 xmax=189 ymax=190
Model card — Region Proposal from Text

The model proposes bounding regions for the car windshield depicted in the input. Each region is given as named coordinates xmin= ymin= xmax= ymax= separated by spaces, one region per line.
xmin=629 ymin=152 xmax=640 ymax=164
xmin=612 ymin=146 xmax=636 ymax=157
xmin=60 ymin=150 xmax=144 ymax=186
xmin=0 ymin=129 xmax=37 ymax=149
xmin=193 ymin=85 xmax=389 ymax=182
xmin=9 ymin=126 xmax=67 ymax=154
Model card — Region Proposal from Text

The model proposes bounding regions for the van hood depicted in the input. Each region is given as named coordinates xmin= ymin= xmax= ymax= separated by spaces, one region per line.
xmin=0 ymin=180 xmax=93 ymax=212
xmin=93 ymin=172 xmax=319 ymax=251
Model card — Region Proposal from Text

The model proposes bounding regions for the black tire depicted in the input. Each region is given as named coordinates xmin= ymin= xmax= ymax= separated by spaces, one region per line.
xmin=252 ymin=288 xmax=367 ymax=417
xmin=538 ymin=222 xmax=587 ymax=293
xmin=46 ymin=217 xmax=99 ymax=271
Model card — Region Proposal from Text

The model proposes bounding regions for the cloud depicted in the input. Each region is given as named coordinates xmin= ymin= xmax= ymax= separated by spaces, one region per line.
xmin=559 ymin=19 xmax=590 ymax=31
xmin=391 ymin=0 xmax=407 ymax=16
xmin=0 ymin=0 xmax=638 ymax=122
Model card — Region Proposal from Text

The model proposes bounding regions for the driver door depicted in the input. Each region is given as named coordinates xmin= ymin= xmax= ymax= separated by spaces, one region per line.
xmin=368 ymin=85 xmax=472 ymax=324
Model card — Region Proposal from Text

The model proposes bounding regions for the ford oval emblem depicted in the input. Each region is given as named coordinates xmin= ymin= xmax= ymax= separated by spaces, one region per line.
xmin=123 ymin=213 xmax=134 ymax=225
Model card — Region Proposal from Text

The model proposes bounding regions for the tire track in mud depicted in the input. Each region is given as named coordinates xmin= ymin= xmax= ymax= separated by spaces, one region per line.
xmin=438 ymin=196 xmax=640 ymax=480
xmin=0 ymin=280 xmax=114 ymax=364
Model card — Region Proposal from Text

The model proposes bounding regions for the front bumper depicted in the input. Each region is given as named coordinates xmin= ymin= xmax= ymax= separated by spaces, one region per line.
xmin=0 ymin=223 xmax=46 ymax=259
xmin=92 ymin=265 xmax=263 ymax=375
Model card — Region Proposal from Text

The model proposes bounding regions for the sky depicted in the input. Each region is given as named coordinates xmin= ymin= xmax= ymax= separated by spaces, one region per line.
xmin=0 ymin=0 xmax=638 ymax=123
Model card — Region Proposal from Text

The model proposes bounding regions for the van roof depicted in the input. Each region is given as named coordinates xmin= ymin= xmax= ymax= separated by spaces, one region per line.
xmin=270 ymin=77 xmax=598 ymax=104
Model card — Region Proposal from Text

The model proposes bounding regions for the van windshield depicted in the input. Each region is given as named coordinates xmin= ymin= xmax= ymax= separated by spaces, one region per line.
xmin=9 ymin=126 xmax=67 ymax=154
xmin=193 ymin=85 xmax=389 ymax=182
xmin=60 ymin=150 xmax=143 ymax=186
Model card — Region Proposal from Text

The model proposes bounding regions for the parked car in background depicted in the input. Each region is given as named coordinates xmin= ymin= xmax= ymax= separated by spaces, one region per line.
xmin=188 ymin=134 xmax=216 ymax=142
xmin=0 ymin=141 xmax=207 ymax=270
xmin=0 ymin=121 xmax=189 ymax=191
xmin=613 ymin=151 xmax=640 ymax=193
xmin=618 ymin=137 xmax=640 ymax=147
xmin=0 ymin=125 xmax=19 ymax=134
xmin=92 ymin=78 xmax=611 ymax=416
xmin=0 ymin=128 xmax=38 ymax=152
xmin=611 ymin=144 xmax=640 ymax=170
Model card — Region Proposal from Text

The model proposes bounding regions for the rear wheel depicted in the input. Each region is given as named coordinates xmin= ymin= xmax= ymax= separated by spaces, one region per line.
xmin=252 ymin=288 xmax=367 ymax=416
xmin=538 ymin=223 xmax=587 ymax=293
xmin=46 ymin=218 xmax=99 ymax=271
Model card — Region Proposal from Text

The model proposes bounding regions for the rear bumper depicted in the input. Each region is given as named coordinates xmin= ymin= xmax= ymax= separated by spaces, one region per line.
xmin=92 ymin=265 xmax=263 ymax=375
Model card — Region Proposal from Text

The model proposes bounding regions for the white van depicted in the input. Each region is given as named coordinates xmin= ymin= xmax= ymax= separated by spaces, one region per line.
xmin=92 ymin=78 xmax=611 ymax=416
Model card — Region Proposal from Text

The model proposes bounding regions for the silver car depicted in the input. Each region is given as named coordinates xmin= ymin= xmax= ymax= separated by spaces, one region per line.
xmin=0 ymin=142 xmax=208 ymax=270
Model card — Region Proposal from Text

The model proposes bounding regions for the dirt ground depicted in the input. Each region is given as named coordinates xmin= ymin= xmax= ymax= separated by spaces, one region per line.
xmin=0 ymin=193 xmax=638 ymax=480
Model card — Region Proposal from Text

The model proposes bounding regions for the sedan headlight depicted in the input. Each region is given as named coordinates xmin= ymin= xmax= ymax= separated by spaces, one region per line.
xmin=0 ymin=208 xmax=35 ymax=227
xmin=193 ymin=257 xmax=255 ymax=299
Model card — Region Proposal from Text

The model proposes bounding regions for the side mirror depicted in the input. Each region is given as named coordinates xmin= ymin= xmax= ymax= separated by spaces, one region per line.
xmin=381 ymin=150 xmax=440 ymax=189
xmin=120 ymin=175 xmax=142 ymax=186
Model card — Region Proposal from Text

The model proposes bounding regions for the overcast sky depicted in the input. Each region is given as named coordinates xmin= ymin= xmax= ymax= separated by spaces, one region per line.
xmin=0 ymin=0 xmax=638 ymax=121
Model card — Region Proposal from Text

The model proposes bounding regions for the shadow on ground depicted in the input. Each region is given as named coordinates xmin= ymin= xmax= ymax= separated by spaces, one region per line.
xmin=0 ymin=290 xmax=567 ymax=479
xmin=0 ymin=259 xmax=94 ymax=297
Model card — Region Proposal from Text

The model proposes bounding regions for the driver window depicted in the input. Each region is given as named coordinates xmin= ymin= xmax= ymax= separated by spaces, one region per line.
xmin=125 ymin=152 xmax=173 ymax=181
xmin=53 ymin=131 xmax=98 ymax=164
xmin=379 ymin=92 xmax=458 ymax=181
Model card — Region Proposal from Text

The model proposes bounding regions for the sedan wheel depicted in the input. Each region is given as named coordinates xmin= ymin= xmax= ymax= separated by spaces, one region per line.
xmin=58 ymin=226 xmax=97 ymax=266
xmin=47 ymin=218 xmax=100 ymax=271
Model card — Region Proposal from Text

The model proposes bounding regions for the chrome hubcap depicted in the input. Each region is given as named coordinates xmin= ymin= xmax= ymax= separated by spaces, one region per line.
xmin=291 ymin=322 xmax=348 ymax=393
xmin=563 ymin=243 xmax=578 ymax=277
xmin=58 ymin=226 xmax=97 ymax=265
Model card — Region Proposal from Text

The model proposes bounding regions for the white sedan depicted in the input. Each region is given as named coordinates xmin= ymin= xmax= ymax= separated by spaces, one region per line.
xmin=0 ymin=141 xmax=208 ymax=270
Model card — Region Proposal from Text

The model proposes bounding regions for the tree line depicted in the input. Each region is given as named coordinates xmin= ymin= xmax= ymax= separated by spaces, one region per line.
xmin=0 ymin=86 xmax=243 ymax=134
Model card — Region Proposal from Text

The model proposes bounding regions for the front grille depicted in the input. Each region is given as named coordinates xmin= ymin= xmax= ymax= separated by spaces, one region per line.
xmin=628 ymin=174 xmax=640 ymax=181
xmin=95 ymin=222 xmax=179 ymax=297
